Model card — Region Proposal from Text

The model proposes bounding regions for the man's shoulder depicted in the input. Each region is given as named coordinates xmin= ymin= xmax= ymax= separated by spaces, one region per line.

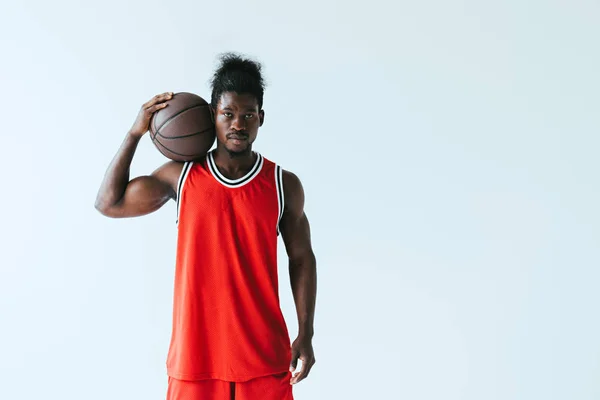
xmin=254 ymin=152 xmax=302 ymax=192
xmin=282 ymin=170 xmax=304 ymax=208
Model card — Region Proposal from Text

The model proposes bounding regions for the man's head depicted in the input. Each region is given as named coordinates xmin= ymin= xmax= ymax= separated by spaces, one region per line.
xmin=210 ymin=53 xmax=265 ymax=156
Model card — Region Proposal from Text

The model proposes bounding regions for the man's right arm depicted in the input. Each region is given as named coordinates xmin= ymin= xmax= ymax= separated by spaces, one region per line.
xmin=94 ymin=91 xmax=182 ymax=218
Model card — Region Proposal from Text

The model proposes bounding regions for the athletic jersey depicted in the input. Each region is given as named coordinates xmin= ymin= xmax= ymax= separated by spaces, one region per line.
xmin=166 ymin=150 xmax=292 ymax=382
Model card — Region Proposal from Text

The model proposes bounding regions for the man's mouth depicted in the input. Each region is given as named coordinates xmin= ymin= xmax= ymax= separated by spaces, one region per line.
xmin=227 ymin=134 xmax=248 ymax=141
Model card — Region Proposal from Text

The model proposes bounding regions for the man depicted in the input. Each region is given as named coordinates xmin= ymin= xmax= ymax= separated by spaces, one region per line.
xmin=94 ymin=53 xmax=317 ymax=400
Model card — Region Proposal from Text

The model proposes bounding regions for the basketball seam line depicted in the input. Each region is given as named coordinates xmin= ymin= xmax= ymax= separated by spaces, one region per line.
xmin=153 ymin=135 xmax=206 ymax=157
xmin=155 ymin=103 xmax=209 ymax=133
xmin=155 ymin=126 xmax=214 ymax=140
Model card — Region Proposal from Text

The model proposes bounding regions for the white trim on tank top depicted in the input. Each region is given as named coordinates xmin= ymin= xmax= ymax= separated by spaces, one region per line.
xmin=176 ymin=161 xmax=193 ymax=225
xmin=206 ymin=150 xmax=264 ymax=188
xmin=275 ymin=165 xmax=284 ymax=236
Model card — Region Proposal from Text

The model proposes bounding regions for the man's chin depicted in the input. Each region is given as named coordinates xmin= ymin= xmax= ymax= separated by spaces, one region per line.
xmin=225 ymin=142 xmax=251 ymax=156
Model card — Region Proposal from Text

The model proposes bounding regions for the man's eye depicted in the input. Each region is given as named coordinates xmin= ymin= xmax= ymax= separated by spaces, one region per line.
xmin=245 ymin=114 xmax=254 ymax=119
xmin=224 ymin=113 xmax=232 ymax=117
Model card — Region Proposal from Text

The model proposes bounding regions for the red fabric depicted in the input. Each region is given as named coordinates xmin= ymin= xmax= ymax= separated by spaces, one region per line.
xmin=166 ymin=371 xmax=294 ymax=400
xmin=166 ymin=153 xmax=291 ymax=382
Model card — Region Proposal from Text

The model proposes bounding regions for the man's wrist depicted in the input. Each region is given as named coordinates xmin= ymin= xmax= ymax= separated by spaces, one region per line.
xmin=298 ymin=326 xmax=314 ymax=339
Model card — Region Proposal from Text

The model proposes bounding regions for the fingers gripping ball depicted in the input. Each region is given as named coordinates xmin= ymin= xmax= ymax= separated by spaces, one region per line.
xmin=149 ymin=92 xmax=216 ymax=161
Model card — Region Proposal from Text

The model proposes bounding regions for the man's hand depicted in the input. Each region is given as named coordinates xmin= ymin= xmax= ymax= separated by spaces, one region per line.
xmin=128 ymin=92 xmax=173 ymax=138
xmin=289 ymin=335 xmax=316 ymax=385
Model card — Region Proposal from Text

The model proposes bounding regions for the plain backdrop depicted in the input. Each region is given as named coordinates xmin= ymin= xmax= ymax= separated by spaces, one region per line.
xmin=1 ymin=1 xmax=599 ymax=399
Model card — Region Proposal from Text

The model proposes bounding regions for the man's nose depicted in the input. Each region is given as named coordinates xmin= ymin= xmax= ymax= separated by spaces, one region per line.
xmin=231 ymin=116 xmax=246 ymax=131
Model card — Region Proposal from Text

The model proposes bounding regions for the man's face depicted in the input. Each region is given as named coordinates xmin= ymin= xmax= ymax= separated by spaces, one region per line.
xmin=213 ymin=91 xmax=264 ymax=155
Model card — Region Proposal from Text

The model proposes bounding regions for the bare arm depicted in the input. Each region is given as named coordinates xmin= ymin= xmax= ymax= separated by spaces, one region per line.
xmin=94 ymin=91 xmax=182 ymax=218
xmin=94 ymin=138 xmax=182 ymax=218
xmin=280 ymin=170 xmax=317 ymax=384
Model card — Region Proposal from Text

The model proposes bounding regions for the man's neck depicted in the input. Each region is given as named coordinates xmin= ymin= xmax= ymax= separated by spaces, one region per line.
xmin=212 ymin=145 xmax=256 ymax=180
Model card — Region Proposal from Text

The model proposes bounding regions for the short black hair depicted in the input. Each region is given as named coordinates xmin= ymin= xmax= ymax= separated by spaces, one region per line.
xmin=210 ymin=53 xmax=265 ymax=109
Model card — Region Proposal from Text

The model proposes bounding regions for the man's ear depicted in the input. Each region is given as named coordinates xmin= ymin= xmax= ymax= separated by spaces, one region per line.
xmin=259 ymin=109 xmax=265 ymax=127
xmin=209 ymin=105 xmax=215 ymax=124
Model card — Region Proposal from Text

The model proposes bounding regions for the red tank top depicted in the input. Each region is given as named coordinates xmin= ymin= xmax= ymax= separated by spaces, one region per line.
xmin=166 ymin=150 xmax=291 ymax=382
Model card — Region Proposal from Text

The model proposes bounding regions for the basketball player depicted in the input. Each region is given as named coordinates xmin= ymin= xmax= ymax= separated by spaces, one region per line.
xmin=94 ymin=54 xmax=317 ymax=400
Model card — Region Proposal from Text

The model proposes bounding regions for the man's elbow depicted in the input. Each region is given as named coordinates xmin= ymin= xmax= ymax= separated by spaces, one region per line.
xmin=94 ymin=200 xmax=107 ymax=215
xmin=289 ymin=251 xmax=316 ymax=269
xmin=94 ymin=201 xmax=119 ymax=218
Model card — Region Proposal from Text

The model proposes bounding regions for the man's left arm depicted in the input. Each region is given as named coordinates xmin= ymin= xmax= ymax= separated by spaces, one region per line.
xmin=280 ymin=170 xmax=317 ymax=385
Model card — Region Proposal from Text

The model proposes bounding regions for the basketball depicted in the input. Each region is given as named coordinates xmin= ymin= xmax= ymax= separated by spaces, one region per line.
xmin=149 ymin=92 xmax=216 ymax=162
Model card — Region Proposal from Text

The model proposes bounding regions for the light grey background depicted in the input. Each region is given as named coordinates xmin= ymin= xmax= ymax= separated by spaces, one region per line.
xmin=1 ymin=1 xmax=599 ymax=399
